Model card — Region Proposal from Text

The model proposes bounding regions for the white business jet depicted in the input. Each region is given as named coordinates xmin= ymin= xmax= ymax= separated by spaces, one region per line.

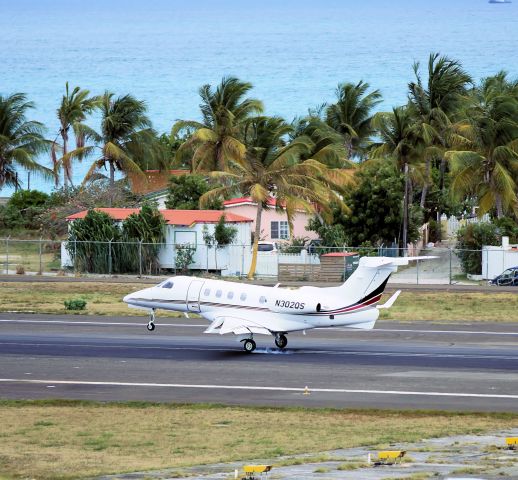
xmin=123 ymin=256 xmax=433 ymax=352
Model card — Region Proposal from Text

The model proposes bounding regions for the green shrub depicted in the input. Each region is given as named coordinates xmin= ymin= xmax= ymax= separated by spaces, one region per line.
xmin=456 ymin=223 xmax=500 ymax=274
xmin=64 ymin=299 xmax=87 ymax=311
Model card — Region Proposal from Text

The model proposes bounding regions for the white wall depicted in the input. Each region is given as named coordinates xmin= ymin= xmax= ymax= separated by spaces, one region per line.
xmin=482 ymin=246 xmax=518 ymax=279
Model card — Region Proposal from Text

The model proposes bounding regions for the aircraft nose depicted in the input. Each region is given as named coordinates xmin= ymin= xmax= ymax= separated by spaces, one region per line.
xmin=123 ymin=294 xmax=133 ymax=304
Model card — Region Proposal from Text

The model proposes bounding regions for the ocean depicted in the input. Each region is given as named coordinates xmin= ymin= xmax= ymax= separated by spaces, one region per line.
xmin=1 ymin=0 xmax=517 ymax=194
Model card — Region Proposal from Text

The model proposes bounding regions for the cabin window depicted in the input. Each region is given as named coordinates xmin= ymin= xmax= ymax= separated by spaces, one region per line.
xmin=259 ymin=296 xmax=267 ymax=304
xmin=240 ymin=292 xmax=247 ymax=301
xmin=162 ymin=281 xmax=174 ymax=289
xmin=216 ymin=290 xmax=222 ymax=298
xmin=204 ymin=288 xmax=210 ymax=296
xmin=227 ymin=292 xmax=234 ymax=300
xmin=271 ymin=221 xmax=289 ymax=240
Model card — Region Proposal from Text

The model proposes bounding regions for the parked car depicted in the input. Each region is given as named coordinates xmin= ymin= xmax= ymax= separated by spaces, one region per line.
xmin=255 ymin=241 xmax=279 ymax=254
xmin=488 ymin=266 xmax=518 ymax=286
xmin=307 ymin=239 xmax=323 ymax=255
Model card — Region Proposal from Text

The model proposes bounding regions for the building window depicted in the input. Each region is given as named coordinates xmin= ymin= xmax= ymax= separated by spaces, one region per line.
xmin=271 ymin=221 xmax=289 ymax=240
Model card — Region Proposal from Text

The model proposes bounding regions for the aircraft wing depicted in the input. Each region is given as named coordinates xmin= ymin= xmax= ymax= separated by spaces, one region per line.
xmin=203 ymin=310 xmax=307 ymax=336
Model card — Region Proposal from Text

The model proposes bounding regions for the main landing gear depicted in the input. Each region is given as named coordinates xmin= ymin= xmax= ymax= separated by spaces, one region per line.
xmin=275 ymin=333 xmax=288 ymax=349
xmin=147 ymin=309 xmax=156 ymax=331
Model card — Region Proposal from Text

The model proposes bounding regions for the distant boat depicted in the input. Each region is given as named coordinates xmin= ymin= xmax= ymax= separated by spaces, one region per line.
xmin=489 ymin=0 xmax=512 ymax=3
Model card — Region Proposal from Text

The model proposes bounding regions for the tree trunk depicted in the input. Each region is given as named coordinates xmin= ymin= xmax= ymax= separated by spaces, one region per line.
xmin=402 ymin=162 xmax=409 ymax=255
xmin=436 ymin=157 xmax=447 ymax=242
xmin=247 ymin=202 xmax=263 ymax=279
xmin=495 ymin=194 xmax=504 ymax=219
xmin=420 ymin=158 xmax=431 ymax=209
xmin=109 ymin=161 xmax=115 ymax=187
xmin=63 ymin=132 xmax=69 ymax=188
xmin=109 ymin=161 xmax=115 ymax=207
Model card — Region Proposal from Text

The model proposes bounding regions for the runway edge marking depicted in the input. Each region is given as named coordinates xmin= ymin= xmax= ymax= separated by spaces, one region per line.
xmin=0 ymin=379 xmax=517 ymax=400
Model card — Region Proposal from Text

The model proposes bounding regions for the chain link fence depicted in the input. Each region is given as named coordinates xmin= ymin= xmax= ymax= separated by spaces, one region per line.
xmin=1 ymin=238 xmax=517 ymax=285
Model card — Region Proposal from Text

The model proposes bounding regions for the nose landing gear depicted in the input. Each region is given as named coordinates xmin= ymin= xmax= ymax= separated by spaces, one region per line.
xmin=146 ymin=309 xmax=156 ymax=332
xmin=242 ymin=338 xmax=256 ymax=353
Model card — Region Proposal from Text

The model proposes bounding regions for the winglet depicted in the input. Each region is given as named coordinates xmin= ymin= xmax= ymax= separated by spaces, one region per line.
xmin=376 ymin=290 xmax=401 ymax=309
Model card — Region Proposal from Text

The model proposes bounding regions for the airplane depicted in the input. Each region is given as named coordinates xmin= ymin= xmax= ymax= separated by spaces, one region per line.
xmin=123 ymin=256 xmax=434 ymax=352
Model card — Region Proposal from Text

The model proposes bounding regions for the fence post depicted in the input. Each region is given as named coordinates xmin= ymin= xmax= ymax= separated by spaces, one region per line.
xmin=138 ymin=240 xmax=143 ymax=278
xmin=449 ymin=248 xmax=452 ymax=285
xmin=108 ymin=240 xmax=112 ymax=275
xmin=39 ymin=237 xmax=43 ymax=275
xmin=173 ymin=243 xmax=177 ymax=275
xmin=5 ymin=236 xmax=9 ymax=275
xmin=241 ymin=244 xmax=245 ymax=278
xmin=72 ymin=239 xmax=77 ymax=274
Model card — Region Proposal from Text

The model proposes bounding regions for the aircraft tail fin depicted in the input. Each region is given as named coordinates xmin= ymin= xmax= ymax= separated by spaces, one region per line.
xmin=341 ymin=256 xmax=437 ymax=304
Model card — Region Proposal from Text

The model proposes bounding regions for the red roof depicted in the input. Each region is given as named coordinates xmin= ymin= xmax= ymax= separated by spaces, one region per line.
xmin=66 ymin=208 xmax=253 ymax=226
xmin=224 ymin=197 xmax=282 ymax=208
xmin=321 ymin=252 xmax=358 ymax=257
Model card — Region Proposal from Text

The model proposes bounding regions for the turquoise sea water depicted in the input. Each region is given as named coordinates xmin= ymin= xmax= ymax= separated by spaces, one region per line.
xmin=1 ymin=0 xmax=517 ymax=193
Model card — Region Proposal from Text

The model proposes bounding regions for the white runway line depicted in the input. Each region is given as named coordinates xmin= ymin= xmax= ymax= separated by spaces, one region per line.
xmin=0 ymin=319 xmax=206 ymax=327
xmin=1 ymin=341 xmax=518 ymax=360
xmin=2 ymin=319 xmax=518 ymax=336
xmin=0 ymin=378 xmax=517 ymax=400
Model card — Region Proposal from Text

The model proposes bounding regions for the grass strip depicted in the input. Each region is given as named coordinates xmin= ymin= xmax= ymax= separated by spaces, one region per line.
xmin=0 ymin=281 xmax=517 ymax=322
xmin=0 ymin=400 xmax=517 ymax=479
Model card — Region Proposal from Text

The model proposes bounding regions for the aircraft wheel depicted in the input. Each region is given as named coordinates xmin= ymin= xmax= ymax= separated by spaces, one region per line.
xmin=275 ymin=334 xmax=288 ymax=349
xmin=243 ymin=339 xmax=256 ymax=353
xmin=147 ymin=321 xmax=155 ymax=331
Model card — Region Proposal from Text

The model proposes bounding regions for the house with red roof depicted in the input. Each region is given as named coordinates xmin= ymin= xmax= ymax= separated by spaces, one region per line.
xmin=223 ymin=197 xmax=319 ymax=242
xmin=64 ymin=208 xmax=253 ymax=275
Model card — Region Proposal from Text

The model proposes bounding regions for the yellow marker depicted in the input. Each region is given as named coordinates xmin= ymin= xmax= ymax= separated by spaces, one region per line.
xmin=243 ymin=465 xmax=272 ymax=473
xmin=242 ymin=465 xmax=272 ymax=479
xmin=506 ymin=437 xmax=518 ymax=449
xmin=303 ymin=385 xmax=310 ymax=395
xmin=377 ymin=450 xmax=406 ymax=464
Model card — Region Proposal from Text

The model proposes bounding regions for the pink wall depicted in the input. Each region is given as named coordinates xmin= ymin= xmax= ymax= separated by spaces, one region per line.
xmin=224 ymin=204 xmax=319 ymax=242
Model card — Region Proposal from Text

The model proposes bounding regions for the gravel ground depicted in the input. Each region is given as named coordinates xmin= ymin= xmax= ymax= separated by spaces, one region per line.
xmin=96 ymin=429 xmax=518 ymax=480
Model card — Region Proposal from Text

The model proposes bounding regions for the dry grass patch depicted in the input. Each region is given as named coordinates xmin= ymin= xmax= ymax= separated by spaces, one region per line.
xmin=0 ymin=282 xmax=180 ymax=317
xmin=380 ymin=291 xmax=518 ymax=322
xmin=0 ymin=282 xmax=517 ymax=322
xmin=0 ymin=401 xmax=517 ymax=479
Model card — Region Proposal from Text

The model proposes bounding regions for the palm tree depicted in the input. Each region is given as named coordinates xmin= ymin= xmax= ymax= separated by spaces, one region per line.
xmin=291 ymin=117 xmax=351 ymax=169
xmin=408 ymin=53 xmax=472 ymax=209
xmin=53 ymin=83 xmax=99 ymax=188
xmin=371 ymin=106 xmax=425 ymax=249
xmin=200 ymin=116 xmax=352 ymax=278
xmin=70 ymin=92 xmax=154 ymax=190
xmin=0 ymin=93 xmax=53 ymax=191
xmin=325 ymin=80 xmax=382 ymax=160
xmin=446 ymin=73 xmax=518 ymax=218
xmin=173 ymin=76 xmax=263 ymax=172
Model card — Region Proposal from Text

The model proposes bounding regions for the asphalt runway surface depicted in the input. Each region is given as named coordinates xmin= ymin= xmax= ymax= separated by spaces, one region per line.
xmin=1 ymin=313 xmax=518 ymax=412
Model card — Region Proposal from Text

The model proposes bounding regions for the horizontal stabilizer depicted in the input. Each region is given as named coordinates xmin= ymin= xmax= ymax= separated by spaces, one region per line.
xmin=377 ymin=290 xmax=401 ymax=309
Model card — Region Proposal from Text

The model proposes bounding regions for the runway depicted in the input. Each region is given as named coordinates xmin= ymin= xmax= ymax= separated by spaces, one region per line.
xmin=1 ymin=313 xmax=518 ymax=411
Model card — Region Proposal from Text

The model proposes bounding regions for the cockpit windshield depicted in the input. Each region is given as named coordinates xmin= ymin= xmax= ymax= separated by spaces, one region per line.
xmin=162 ymin=281 xmax=174 ymax=289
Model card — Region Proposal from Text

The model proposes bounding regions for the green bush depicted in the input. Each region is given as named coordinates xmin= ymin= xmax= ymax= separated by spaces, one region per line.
xmin=456 ymin=223 xmax=500 ymax=274
xmin=64 ymin=299 xmax=87 ymax=311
